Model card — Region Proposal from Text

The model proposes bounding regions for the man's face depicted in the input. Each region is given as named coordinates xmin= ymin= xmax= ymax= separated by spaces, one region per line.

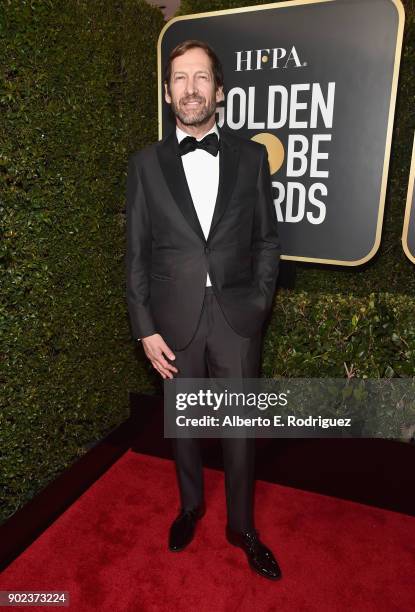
xmin=164 ymin=47 xmax=224 ymax=127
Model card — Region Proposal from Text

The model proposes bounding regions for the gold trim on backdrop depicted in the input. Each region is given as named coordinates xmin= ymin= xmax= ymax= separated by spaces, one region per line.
xmin=157 ymin=0 xmax=405 ymax=267
xmin=402 ymin=133 xmax=415 ymax=264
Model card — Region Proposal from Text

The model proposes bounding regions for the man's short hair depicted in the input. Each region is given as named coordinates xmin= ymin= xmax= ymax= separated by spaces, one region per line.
xmin=163 ymin=39 xmax=224 ymax=92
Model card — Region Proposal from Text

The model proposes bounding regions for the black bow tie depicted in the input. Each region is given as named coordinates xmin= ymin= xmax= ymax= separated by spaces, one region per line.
xmin=179 ymin=133 xmax=220 ymax=157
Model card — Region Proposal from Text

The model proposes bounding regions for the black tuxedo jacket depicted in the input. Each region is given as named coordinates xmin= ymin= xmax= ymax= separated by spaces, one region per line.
xmin=126 ymin=126 xmax=281 ymax=350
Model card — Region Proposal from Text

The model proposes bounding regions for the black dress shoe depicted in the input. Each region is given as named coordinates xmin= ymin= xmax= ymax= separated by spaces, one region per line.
xmin=226 ymin=526 xmax=282 ymax=580
xmin=168 ymin=502 xmax=206 ymax=552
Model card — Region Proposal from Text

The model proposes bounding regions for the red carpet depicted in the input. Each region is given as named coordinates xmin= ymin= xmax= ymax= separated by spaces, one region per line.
xmin=1 ymin=451 xmax=414 ymax=611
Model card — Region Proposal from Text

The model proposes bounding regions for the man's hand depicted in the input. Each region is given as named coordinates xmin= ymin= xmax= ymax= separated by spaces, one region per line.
xmin=141 ymin=333 xmax=178 ymax=379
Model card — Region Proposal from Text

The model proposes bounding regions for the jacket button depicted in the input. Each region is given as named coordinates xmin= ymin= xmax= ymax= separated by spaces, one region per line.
xmin=205 ymin=246 xmax=210 ymax=254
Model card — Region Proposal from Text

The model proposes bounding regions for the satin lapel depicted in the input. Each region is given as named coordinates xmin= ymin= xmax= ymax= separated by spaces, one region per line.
xmin=156 ymin=128 xmax=240 ymax=244
xmin=156 ymin=132 xmax=206 ymax=244
xmin=207 ymin=128 xmax=240 ymax=241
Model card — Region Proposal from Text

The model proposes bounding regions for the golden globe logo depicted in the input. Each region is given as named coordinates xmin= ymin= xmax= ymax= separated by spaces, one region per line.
xmin=235 ymin=47 xmax=306 ymax=71
xmin=216 ymin=78 xmax=336 ymax=226
xmin=159 ymin=0 xmax=404 ymax=264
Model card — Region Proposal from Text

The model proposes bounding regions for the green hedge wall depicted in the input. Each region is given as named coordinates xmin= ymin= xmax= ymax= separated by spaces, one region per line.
xmin=178 ymin=0 xmax=415 ymax=378
xmin=1 ymin=0 xmax=164 ymax=524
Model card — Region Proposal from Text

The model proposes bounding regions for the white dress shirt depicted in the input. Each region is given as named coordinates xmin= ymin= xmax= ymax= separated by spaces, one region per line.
xmin=137 ymin=124 xmax=220 ymax=341
xmin=176 ymin=123 xmax=220 ymax=288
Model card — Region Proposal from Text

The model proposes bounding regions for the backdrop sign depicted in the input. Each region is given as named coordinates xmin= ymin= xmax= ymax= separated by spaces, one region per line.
xmin=158 ymin=0 xmax=404 ymax=266
xmin=402 ymin=133 xmax=415 ymax=264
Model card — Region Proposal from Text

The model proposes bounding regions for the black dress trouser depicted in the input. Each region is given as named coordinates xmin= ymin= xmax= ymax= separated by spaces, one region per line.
xmin=169 ymin=285 xmax=262 ymax=533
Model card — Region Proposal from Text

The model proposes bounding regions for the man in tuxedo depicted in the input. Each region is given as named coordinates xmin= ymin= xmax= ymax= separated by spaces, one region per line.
xmin=126 ymin=40 xmax=281 ymax=580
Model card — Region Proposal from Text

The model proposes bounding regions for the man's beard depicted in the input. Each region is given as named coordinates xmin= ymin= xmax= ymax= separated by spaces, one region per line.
xmin=171 ymin=94 xmax=216 ymax=127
